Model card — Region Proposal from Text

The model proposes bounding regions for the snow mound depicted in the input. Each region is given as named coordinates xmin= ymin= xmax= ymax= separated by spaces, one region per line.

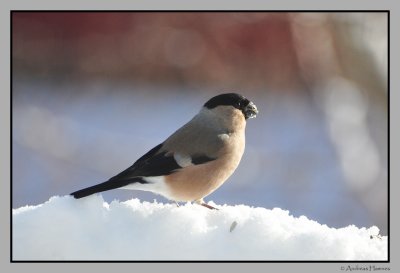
xmin=12 ymin=196 xmax=387 ymax=260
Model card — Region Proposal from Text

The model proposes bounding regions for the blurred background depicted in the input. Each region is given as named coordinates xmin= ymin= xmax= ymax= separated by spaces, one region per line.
xmin=12 ymin=12 xmax=388 ymax=234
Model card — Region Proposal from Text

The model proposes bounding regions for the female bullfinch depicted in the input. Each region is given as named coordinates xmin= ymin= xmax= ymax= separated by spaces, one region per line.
xmin=71 ymin=93 xmax=258 ymax=209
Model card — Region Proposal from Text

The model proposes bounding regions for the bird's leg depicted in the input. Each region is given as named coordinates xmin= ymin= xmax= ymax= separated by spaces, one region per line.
xmin=195 ymin=199 xmax=219 ymax=210
xmin=201 ymin=203 xmax=219 ymax=210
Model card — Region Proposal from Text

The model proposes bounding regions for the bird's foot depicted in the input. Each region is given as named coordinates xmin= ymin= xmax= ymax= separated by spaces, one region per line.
xmin=174 ymin=199 xmax=217 ymax=210
xmin=201 ymin=203 xmax=219 ymax=210
xmin=195 ymin=199 xmax=219 ymax=210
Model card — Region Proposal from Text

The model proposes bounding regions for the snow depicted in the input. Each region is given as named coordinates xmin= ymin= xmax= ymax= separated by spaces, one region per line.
xmin=12 ymin=195 xmax=387 ymax=261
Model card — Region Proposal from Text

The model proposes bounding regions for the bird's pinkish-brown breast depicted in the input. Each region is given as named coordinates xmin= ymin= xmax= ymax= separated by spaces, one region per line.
xmin=165 ymin=129 xmax=245 ymax=202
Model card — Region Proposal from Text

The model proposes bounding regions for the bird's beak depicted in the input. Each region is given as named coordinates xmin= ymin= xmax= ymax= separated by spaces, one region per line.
xmin=244 ymin=101 xmax=258 ymax=119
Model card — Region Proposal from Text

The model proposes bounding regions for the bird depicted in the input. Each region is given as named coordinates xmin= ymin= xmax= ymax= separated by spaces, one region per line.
xmin=71 ymin=93 xmax=258 ymax=209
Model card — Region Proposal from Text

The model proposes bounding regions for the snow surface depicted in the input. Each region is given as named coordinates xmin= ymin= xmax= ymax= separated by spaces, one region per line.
xmin=12 ymin=195 xmax=387 ymax=261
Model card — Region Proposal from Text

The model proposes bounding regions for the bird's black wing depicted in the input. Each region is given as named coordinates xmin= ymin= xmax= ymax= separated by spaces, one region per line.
xmin=71 ymin=143 xmax=216 ymax=199
xmin=108 ymin=143 xmax=216 ymax=182
xmin=108 ymin=143 xmax=180 ymax=182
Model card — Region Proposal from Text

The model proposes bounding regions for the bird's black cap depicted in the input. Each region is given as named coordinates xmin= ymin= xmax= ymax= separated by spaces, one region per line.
xmin=204 ymin=93 xmax=258 ymax=119
xmin=204 ymin=93 xmax=250 ymax=110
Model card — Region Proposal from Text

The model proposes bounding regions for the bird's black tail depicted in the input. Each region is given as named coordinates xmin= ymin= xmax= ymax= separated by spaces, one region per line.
xmin=70 ymin=179 xmax=135 ymax=199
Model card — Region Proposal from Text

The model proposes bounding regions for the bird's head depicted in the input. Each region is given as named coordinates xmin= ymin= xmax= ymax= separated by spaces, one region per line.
xmin=203 ymin=93 xmax=258 ymax=120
